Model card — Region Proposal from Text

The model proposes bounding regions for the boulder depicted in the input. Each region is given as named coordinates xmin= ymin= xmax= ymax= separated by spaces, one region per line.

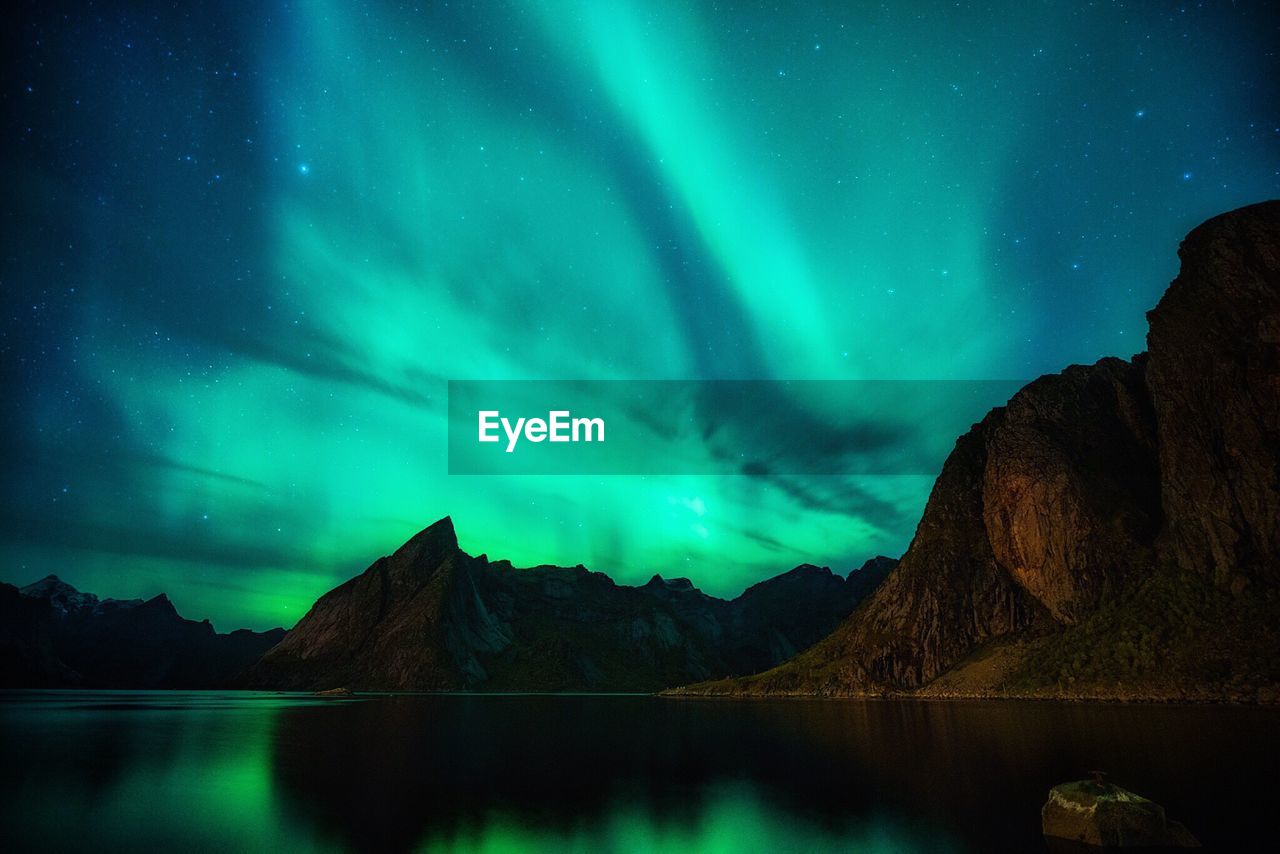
xmin=1042 ymin=779 xmax=1200 ymax=848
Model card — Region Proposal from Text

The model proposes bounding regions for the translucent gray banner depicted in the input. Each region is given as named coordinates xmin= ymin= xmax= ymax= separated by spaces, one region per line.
xmin=447 ymin=380 xmax=1024 ymax=475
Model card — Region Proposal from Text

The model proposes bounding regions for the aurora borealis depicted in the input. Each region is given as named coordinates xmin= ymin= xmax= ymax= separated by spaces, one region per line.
xmin=3 ymin=1 xmax=1278 ymax=630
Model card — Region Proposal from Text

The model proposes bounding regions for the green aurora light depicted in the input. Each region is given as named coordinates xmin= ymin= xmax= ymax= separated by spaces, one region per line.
xmin=3 ymin=1 xmax=1278 ymax=629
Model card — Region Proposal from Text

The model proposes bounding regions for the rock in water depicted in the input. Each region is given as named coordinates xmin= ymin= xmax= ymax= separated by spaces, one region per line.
xmin=1042 ymin=780 xmax=1200 ymax=848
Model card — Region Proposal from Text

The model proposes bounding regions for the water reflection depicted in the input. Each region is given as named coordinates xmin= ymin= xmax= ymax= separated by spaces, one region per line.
xmin=268 ymin=695 xmax=963 ymax=852
xmin=1 ymin=691 xmax=1276 ymax=852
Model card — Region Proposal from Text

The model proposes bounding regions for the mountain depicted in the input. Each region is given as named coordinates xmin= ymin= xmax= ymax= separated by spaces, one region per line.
xmin=0 ymin=583 xmax=72 ymax=686
xmin=18 ymin=574 xmax=132 ymax=617
xmin=673 ymin=200 xmax=1280 ymax=702
xmin=0 ymin=576 xmax=286 ymax=688
xmin=241 ymin=517 xmax=894 ymax=692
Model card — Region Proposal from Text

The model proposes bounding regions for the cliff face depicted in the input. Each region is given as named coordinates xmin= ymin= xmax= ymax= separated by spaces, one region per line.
xmin=1146 ymin=202 xmax=1280 ymax=591
xmin=702 ymin=358 xmax=1161 ymax=695
xmin=677 ymin=201 xmax=1280 ymax=700
xmin=0 ymin=576 xmax=285 ymax=688
xmin=983 ymin=357 xmax=1161 ymax=624
xmin=240 ymin=519 xmax=500 ymax=691
xmin=807 ymin=416 xmax=1047 ymax=690
xmin=242 ymin=518 xmax=894 ymax=692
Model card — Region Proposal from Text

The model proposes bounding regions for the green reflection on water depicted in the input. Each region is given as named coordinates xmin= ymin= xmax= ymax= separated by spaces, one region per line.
xmin=0 ymin=692 xmax=961 ymax=853
xmin=7 ymin=689 xmax=1280 ymax=850
xmin=1 ymin=692 xmax=337 ymax=852
xmin=421 ymin=783 xmax=956 ymax=853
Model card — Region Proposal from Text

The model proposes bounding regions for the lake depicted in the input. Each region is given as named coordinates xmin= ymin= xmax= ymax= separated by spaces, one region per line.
xmin=1 ymin=691 xmax=1275 ymax=851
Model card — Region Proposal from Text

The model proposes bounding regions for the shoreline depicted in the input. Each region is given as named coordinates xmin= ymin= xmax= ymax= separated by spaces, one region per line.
xmin=5 ymin=686 xmax=1279 ymax=707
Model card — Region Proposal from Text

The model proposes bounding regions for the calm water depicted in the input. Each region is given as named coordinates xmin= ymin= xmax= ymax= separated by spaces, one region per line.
xmin=1 ymin=692 xmax=1276 ymax=852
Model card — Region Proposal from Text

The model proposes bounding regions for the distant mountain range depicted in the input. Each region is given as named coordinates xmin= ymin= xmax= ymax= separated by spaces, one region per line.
xmin=0 ymin=576 xmax=285 ymax=688
xmin=1 ymin=531 xmax=895 ymax=693
xmin=240 ymin=517 xmax=895 ymax=692
xmin=674 ymin=200 xmax=1280 ymax=702
xmin=5 ymin=202 xmax=1276 ymax=701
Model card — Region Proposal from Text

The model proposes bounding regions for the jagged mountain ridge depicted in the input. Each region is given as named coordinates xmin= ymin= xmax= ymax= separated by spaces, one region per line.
xmin=674 ymin=200 xmax=1280 ymax=701
xmin=0 ymin=576 xmax=286 ymax=688
xmin=242 ymin=517 xmax=895 ymax=692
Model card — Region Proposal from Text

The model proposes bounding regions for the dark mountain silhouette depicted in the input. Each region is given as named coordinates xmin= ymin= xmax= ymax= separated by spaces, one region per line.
xmin=12 ymin=202 xmax=1276 ymax=700
xmin=0 ymin=576 xmax=286 ymax=688
xmin=0 ymin=583 xmax=71 ymax=686
xmin=674 ymin=200 xmax=1280 ymax=702
xmin=241 ymin=517 xmax=894 ymax=692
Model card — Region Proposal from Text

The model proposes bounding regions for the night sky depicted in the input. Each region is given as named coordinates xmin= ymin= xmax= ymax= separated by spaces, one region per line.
xmin=3 ymin=1 xmax=1278 ymax=630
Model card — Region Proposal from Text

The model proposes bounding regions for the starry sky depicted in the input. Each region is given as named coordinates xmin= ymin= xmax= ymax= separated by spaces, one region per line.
xmin=3 ymin=1 xmax=1278 ymax=631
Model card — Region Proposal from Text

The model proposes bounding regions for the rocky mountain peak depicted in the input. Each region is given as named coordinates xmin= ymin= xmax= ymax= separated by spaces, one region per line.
xmin=139 ymin=594 xmax=181 ymax=619
xmin=20 ymin=574 xmax=99 ymax=616
xmin=2 ymin=578 xmax=286 ymax=688
xmin=390 ymin=516 xmax=460 ymax=567
xmin=242 ymin=518 xmax=894 ymax=692
xmin=781 ymin=564 xmax=832 ymax=578
xmin=643 ymin=575 xmax=698 ymax=592
xmin=849 ymin=557 xmax=897 ymax=578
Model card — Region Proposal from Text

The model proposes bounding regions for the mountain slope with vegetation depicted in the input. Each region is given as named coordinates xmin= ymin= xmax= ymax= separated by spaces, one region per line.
xmin=672 ymin=201 xmax=1280 ymax=702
